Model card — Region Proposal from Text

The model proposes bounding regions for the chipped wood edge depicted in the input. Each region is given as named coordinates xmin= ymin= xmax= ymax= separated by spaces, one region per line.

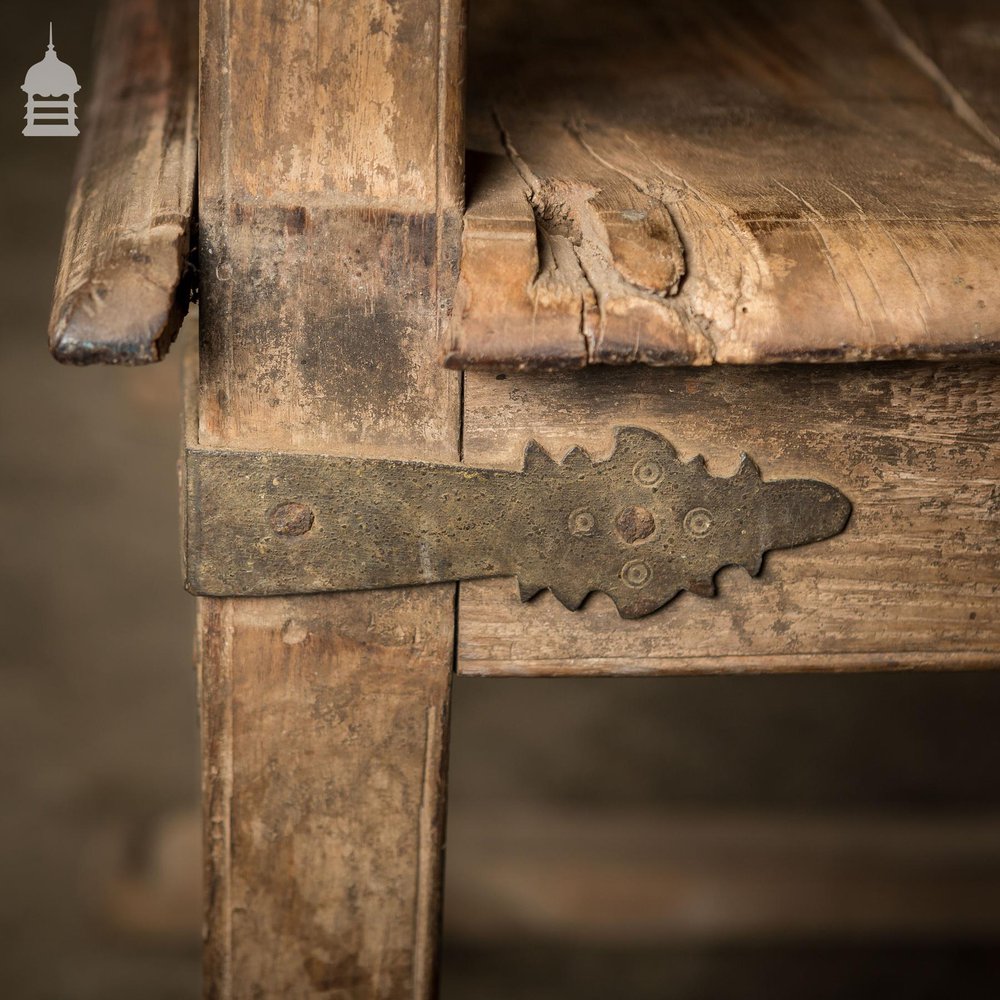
xmin=49 ymin=0 xmax=197 ymax=365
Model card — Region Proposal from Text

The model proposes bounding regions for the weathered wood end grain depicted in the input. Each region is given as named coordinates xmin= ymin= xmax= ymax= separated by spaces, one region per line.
xmin=446 ymin=0 xmax=1000 ymax=370
xmin=49 ymin=0 xmax=197 ymax=365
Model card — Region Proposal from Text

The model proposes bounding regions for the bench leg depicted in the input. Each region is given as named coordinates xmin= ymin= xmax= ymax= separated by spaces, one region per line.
xmin=199 ymin=591 xmax=454 ymax=999
xmin=196 ymin=1 xmax=464 ymax=993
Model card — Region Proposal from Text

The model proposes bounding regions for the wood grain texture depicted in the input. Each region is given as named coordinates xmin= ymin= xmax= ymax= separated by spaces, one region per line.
xmin=457 ymin=361 xmax=1000 ymax=675
xmin=879 ymin=0 xmax=1000 ymax=141
xmin=49 ymin=0 xmax=196 ymax=364
xmin=197 ymin=0 xmax=464 ymax=996
xmin=198 ymin=592 xmax=454 ymax=997
xmin=198 ymin=0 xmax=464 ymax=454
xmin=445 ymin=0 xmax=1000 ymax=370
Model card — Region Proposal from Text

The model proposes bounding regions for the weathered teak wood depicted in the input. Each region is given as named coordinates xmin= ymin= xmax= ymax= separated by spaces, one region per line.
xmin=49 ymin=0 xmax=197 ymax=365
xmin=457 ymin=361 xmax=1000 ymax=675
xmin=196 ymin=0 xmax=463 ymax=996
xmin=446 ymin=0 xmax=1000 ymax=370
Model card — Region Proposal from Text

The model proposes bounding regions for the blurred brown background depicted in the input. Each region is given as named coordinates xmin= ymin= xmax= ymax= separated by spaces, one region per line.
xmin=2 ymin=2 xmax=999 ymax=998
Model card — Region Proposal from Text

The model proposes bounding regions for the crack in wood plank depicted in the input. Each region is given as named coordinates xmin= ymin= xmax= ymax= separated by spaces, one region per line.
xmin=860 ymin=0 xmax=1000 ymax=154
xmin=494 ymin=112 xmax=693 ymax=364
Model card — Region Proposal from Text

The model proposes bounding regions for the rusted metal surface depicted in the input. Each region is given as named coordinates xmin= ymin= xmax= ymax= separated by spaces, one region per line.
xmin=185 ymin=427 xmax=851 ymax=619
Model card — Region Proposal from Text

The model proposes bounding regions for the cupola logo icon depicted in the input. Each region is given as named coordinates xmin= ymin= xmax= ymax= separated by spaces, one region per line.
xmin=22 ymin=23 xmax=80 ymax=137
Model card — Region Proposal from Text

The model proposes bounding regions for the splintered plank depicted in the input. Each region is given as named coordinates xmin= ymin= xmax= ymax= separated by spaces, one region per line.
xmin=445 ymin=0 xmax=1000 ymax=370
xmin=49 ymin=0 xmax=197 ymax=364
xmin=196 ymin=0 xmax=463 ymax=996
xmin=457 ymin=361 xmax=1000 ymax=675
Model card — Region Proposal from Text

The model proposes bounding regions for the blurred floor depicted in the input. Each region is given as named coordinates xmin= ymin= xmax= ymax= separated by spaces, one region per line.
xmin=1 ymin=3 xmax=999 ymax=999
xmin=2 ymin=4 xmax=200 ymax=998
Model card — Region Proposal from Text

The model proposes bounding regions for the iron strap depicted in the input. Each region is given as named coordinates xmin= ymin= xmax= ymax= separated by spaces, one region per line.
xmin=184 ymin=426 xmax=851 ymax=619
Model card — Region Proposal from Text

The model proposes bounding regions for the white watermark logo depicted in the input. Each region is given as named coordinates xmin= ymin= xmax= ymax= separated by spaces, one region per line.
xmin=22 ymin=23 xmax=80 ymax=137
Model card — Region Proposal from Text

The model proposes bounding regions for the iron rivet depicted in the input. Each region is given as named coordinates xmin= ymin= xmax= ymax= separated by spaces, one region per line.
xmin=270 ymin=502 xmax=315 ymax=536
xmin=683 ymin=507 xmax=713 ymax=538
xmin=621 ymin=559 xmax=652 ymax=588
xmin=615 ymin=505 xmax=656 ymax=543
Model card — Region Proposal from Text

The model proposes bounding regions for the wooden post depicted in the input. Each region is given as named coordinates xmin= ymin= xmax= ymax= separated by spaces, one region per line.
xmin=195 ymin=1 xmax=464 ymax=996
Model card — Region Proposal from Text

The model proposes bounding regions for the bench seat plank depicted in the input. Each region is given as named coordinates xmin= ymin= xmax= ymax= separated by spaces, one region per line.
xmin=446 ymin=0 xmax=1000 ymax=370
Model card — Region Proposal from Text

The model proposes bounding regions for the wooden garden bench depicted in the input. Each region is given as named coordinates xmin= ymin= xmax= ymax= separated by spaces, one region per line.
xmin=51 ymin=0 xmax=999 ymax=995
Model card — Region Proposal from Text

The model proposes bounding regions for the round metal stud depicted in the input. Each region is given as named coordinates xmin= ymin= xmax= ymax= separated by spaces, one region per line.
xmin=269 ymin=502 xmax=315 ymax=536
xmin=615 ymin=505 xmax=656 ymax=544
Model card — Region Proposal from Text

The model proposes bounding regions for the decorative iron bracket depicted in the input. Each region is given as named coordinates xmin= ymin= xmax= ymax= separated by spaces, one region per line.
xmin=184 ymin=427 xmax=851 ymax=619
